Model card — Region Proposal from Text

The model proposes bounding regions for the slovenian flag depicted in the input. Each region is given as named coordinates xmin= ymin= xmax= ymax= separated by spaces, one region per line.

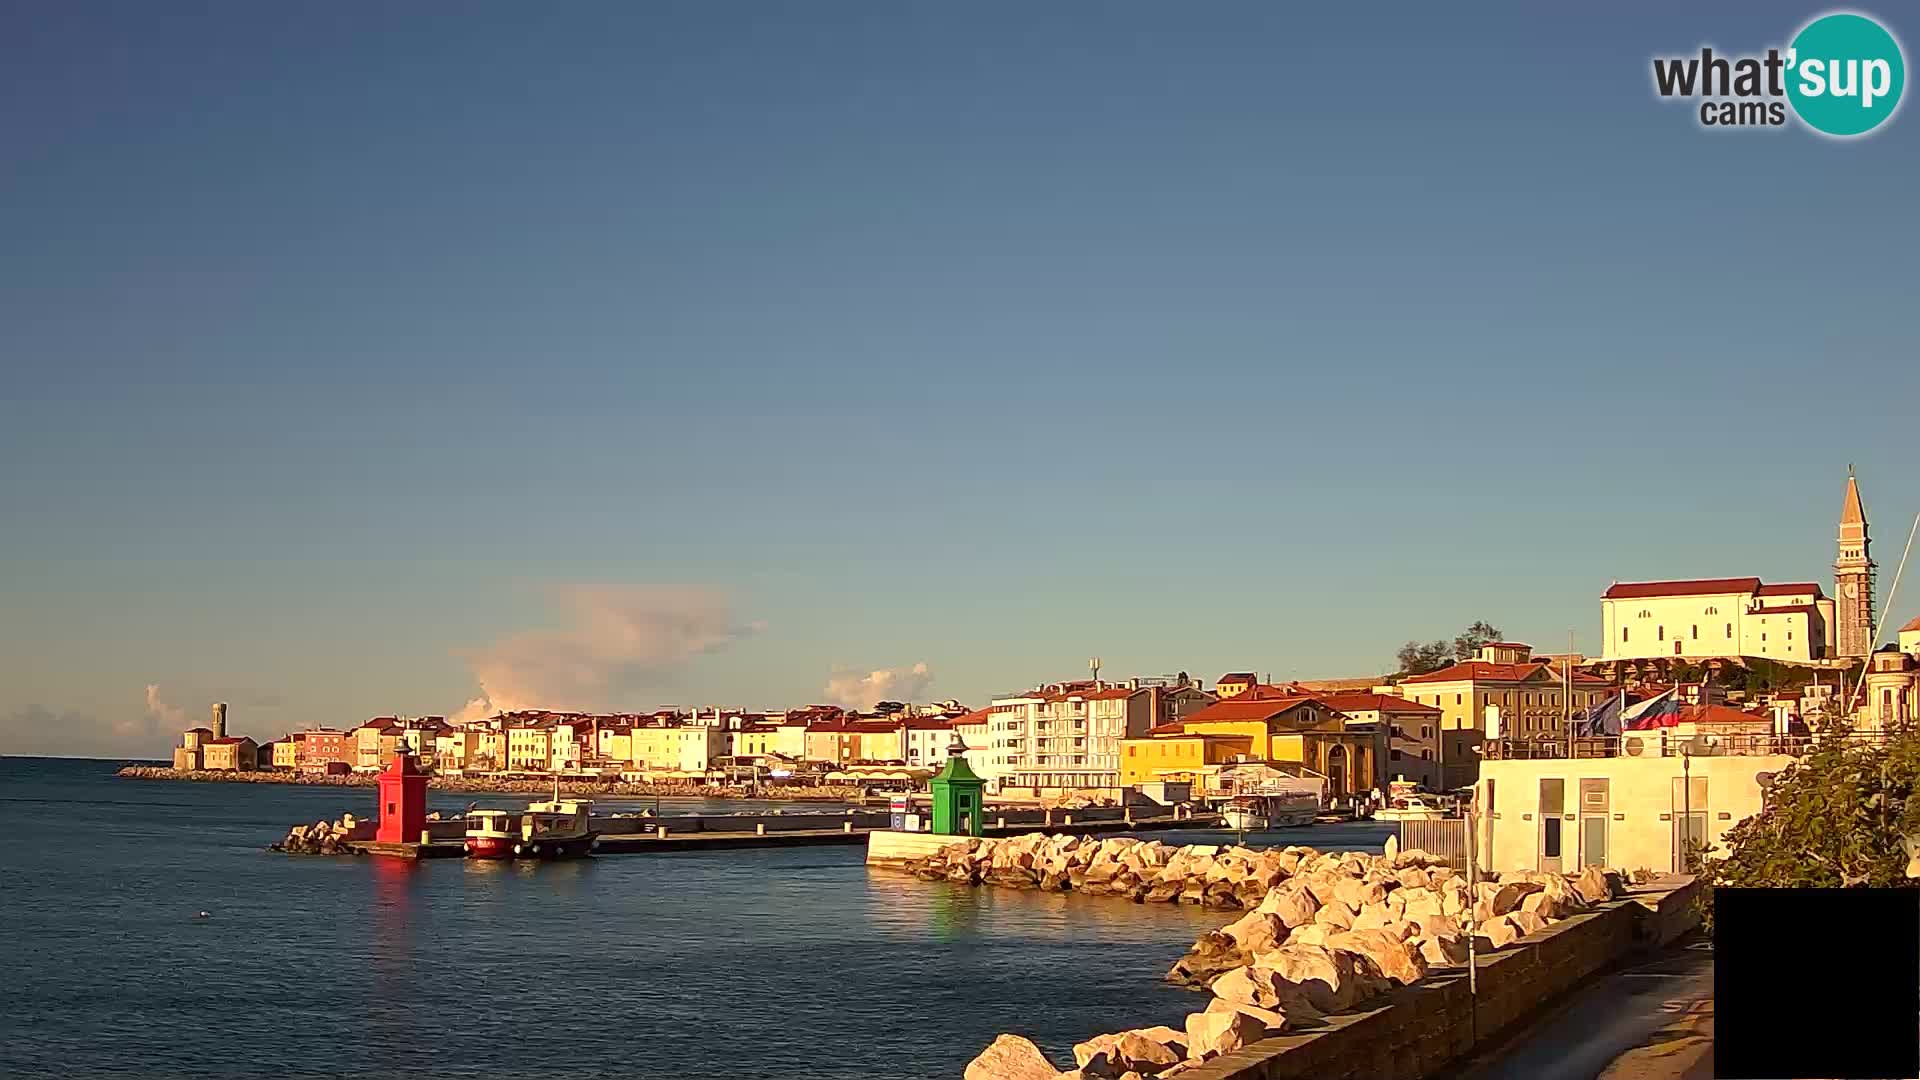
xmin=1622 ymin=687 xmax=1685 ymax=730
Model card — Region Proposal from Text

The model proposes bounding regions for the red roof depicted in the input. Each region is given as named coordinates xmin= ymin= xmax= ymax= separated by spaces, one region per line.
xmin=205 ymin=736 xmax=254 ymax=745
xmin=1900 ymin=615 xmax=1920 ymax=633
xmin=950 ymin=707 xmax=992 ymax=727
xmin=902 ymin=717 xmax=954 ymax=731
xmin=1756 ymin=583 xmax=1824 ymax=597
xmin=1216 ymin=672 xmax=1257 ymax=683
xmin=1177 ymin=695 xmax=1322 ymax=726
xmin=1316 ymin=692 xmax=1441 ymax=715
xmin=1485 ymin=642 xmax=1533 ymax=650
xmin=1603 ymin=578 xmax=1761 ymax=600
xmin=1400 ymin=660 xmax=1609 ymax=686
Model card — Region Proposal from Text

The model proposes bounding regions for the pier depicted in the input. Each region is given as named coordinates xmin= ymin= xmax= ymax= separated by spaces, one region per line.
xmin=342 ymin=810 xmax=1220 ymax=860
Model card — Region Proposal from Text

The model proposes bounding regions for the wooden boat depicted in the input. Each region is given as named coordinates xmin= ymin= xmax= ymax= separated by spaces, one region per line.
xmin=463 ymin=808 xmax=517 ymax=859
xmin=515 ymin=796 xmax=597 ymax=859
xmin=465 ymin=776 xmax=599 ymax=860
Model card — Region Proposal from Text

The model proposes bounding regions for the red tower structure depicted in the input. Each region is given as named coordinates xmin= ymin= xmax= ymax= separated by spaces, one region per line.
xmin=374 ymin=752 xmax=429 ymax=844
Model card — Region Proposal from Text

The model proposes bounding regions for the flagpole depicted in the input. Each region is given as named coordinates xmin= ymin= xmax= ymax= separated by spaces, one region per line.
xmin=1564 ymin=629 xmax=1574 ymax=759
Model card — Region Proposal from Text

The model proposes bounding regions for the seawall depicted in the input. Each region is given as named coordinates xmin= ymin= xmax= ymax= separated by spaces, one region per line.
xmin=1176 ymin=878 xmax=1700 ymax=1080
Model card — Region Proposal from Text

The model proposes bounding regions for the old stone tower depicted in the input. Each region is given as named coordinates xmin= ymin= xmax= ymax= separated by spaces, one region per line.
xmin=1835 ymin=468 xmax=1876 ymax=657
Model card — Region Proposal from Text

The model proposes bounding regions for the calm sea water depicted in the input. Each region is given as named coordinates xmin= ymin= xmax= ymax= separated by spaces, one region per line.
xmin=0 ymin=756 xmax=1392 ymax=1080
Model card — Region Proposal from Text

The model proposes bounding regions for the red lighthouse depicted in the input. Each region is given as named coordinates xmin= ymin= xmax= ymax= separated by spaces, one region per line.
xmin=374 ymin=752 xmax=429 ymax=844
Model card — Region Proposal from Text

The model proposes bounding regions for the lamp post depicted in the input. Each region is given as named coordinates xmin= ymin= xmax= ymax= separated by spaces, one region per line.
xmin=1681 ymin=746 xmax=1693 ymax=875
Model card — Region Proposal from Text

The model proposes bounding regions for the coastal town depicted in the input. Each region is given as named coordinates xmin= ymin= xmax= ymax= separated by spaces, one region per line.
xmin=138 ymin=471 xmax=1920 ymax=882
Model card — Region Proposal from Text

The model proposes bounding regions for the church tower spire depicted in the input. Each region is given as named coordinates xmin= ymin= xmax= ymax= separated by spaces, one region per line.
xmin=1835 ymin=466 xmax=1876 ymax=657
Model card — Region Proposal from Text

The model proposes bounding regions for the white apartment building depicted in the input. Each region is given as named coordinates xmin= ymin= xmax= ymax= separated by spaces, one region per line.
xmin=987 ymin=679 xmax=1214 ymax=795
xmin=1600 ymin=578 xmax=1834 ymax=663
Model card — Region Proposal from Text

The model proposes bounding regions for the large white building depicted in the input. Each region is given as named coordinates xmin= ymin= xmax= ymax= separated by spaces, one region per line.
xmin=1600 ymin=577 xmax=1835 ymax=663
xmin=985 ymin=678 xmax=1215 ymax=795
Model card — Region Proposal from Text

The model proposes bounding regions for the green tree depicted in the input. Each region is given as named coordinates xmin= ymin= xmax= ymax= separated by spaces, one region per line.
xmin=1395 ymin=639 xmax=1454 ymax=676
xmin=1452 ymin=620 xmax=1504 ymax=662
xmin=1697 ymin=723 xmax=1920 ymax=928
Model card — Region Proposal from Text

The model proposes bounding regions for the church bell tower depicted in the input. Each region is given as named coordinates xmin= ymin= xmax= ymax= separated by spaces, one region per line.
xmin=1835 ymin=467 xmax=1876 ymax=658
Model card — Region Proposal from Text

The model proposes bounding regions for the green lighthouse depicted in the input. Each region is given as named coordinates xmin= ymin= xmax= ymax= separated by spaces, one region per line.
xmin=929 ymin=732 xmax=986 ymax=836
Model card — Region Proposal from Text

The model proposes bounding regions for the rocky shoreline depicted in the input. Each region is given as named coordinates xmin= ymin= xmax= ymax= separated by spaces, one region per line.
xmin=115 ymin=765 xmax=860 ymax=801
xmin=881 ymin=832 xmax=1632 ymax=1079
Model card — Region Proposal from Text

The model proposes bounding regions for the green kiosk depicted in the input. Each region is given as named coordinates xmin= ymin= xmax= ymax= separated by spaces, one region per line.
xmin=929 ymin=734 xmax=986 ymax=837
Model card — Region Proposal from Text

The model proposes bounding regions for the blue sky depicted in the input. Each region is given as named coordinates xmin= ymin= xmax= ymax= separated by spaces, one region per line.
xmin=4 ymin=2 xmax=1917 ymax=755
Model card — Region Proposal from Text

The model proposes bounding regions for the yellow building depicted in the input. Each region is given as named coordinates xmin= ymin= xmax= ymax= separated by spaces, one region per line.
xmin=1214 ymin=672 xmax=1258 ymax=700
xmin=352 ymin=718 xmax=405 ymax=772
xmin=733 ymin=721 xmax=809 ymax=760
xmin=1121 ymin=691 xmax=1377 ymax=796
xmin=1119 ymin=732 xmax=1254 ymax=793
xmin=201 ymin=736 xmax=258 ymax=771
xmin=629 ymin=724 xmax=728 ymax=775
xmin=270 ymin=739 xmax=299 ymax=770
xmin=1383 ymin=643 xmax=1612 ymax=790
xmin=506 ymin=718 xmax=554 ymax=771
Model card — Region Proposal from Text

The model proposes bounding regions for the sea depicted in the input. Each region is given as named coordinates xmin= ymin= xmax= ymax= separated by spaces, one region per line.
xmin=0 ymin=755 xmax=1395 ymax=1080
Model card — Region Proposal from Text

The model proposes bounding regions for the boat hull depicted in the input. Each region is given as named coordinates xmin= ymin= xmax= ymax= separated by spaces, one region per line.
xmin=465 ymin=835 xmax=515 ymax=859
xmin=510 ymin=833 xmax=598 ymax=860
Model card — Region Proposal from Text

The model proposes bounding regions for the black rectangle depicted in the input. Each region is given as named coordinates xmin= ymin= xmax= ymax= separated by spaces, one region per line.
xmin=1715 ymin=888 xmax=1919 ymax=1079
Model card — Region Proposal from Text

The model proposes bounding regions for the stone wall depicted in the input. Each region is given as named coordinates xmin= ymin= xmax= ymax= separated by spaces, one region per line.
xmin=1175 ymin=880 xmax=1697 ymax=1080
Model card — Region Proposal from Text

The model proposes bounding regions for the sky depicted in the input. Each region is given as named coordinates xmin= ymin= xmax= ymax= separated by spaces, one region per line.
xmin=3 ymin=1 xmax=1918 ymax=757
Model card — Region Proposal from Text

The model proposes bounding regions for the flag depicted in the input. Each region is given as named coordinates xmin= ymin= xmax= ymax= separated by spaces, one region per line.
xmin=1623 ymin=687 xmax=1685 ymax=730
xmin=1575 ymin=692 xmax=1625 ymax=737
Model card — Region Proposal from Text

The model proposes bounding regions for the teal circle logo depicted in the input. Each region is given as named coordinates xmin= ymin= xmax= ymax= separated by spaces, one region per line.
xmin=1786 ymin=12 xmax=1905 ymax=136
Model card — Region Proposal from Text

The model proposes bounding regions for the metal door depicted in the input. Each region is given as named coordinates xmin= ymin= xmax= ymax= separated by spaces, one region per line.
xmin=1538 ymin=778 xmax=1565 ymax=873
xmin=1579 ymin=778 xmax=1610 ymax=868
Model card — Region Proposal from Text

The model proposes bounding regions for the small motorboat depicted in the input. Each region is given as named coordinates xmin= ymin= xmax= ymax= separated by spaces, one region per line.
xmin=464 ymin=809 xmax=518 ymax=859
xmin=1373 ymin=795 xmax=1449 ymax=822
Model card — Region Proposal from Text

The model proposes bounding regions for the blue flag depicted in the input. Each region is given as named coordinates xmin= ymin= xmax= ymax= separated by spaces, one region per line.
xmin=1576 ymin=692 xmax=1625 ymax=737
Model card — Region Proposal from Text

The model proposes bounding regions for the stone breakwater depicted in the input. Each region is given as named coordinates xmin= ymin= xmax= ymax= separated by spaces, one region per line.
xmin=880 ymin=832 xmax=1626 ymax=1080
xmin=271 ymin=814 xmax=369 ymax=855
xmin=115 ymin=766 xmax=860 ymax=801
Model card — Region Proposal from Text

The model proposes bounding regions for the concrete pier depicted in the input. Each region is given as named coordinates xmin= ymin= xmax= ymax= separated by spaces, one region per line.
xmin=340 ymin=812 xmax=1218 ymax=860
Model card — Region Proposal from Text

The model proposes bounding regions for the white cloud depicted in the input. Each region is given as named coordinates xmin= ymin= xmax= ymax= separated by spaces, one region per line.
xmin=455 ymin=585 xmax=762 ymax=718
xmin=823 ymin=662 xmax=933 ymax=711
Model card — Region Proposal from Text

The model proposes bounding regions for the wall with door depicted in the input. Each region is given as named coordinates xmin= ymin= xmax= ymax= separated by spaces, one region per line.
xmin=1474 ymin=753 xmax=1791 ymax=875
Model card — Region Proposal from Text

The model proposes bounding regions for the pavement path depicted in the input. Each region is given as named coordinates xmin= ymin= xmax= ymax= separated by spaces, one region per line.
xmin=1439 ymin=935 xmax=1714 ymax=1080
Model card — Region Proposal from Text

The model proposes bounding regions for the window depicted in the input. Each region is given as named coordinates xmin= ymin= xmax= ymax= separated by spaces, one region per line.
xmin=1691 ymin=625 xmax=1698 ymax=639
xmin=1705 ymin=606 xmax=1718 ymax=615
xmin=1623 ymin=628 xmax=1630 ymax=642
xmin=1657 ymin=626 xmax=1665 ymax=641
xmin=1456 ymin=694 xmax=1462 ymax=705
xmin=1727 ymin=624 xmax=1733 ymax=638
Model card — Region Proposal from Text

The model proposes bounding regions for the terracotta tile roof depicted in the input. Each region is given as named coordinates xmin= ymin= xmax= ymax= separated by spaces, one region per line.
xmin=1485 ymin=642 xmax=1533 ymax=650
xmin=902 ymin=717 xmax=954 ymax=731
xmin=1755 ymin=583 xmax=1825 ymax=597
xmin=1399 ymin=660 xmax=1609 ymax=686
xmin=951 ymin=707 xmax=992 ymax=727
xmin=1316 ymin=692 xmax=1441 ymax=715
xmin=205 ymin=736 xmax=253 ymax=745
xmin=1899 ymin=615 xmax=1920 ymax=633
xmin=1178 ymin=695 xmax=1321 ymax=725
xmin=1216 ymin=672 xmax=1257 ymax=683
xmin=1603 ymin=578 xmax=1761 ymax=600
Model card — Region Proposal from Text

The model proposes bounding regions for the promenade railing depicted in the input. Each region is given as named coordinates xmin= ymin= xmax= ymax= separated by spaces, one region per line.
xmin=1481 ymin=730 xmax=1894 ymax=761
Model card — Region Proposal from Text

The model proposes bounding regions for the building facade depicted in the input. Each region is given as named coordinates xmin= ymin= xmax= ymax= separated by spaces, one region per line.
xmin=986 ymin=679 xmax=1207 ymax=795
xmin=1599 ymin=578 xmax=1833 ymax=663
xmin=1383 ymin=643 xmax=1612 ymax=790
xmin=201 ymin=736 xmax=258 ymax=771
xmin=1120 ymin=692 xmax=1378 ymax=797
xmin=1317 ymin=691 xmax=1444 ymax=791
